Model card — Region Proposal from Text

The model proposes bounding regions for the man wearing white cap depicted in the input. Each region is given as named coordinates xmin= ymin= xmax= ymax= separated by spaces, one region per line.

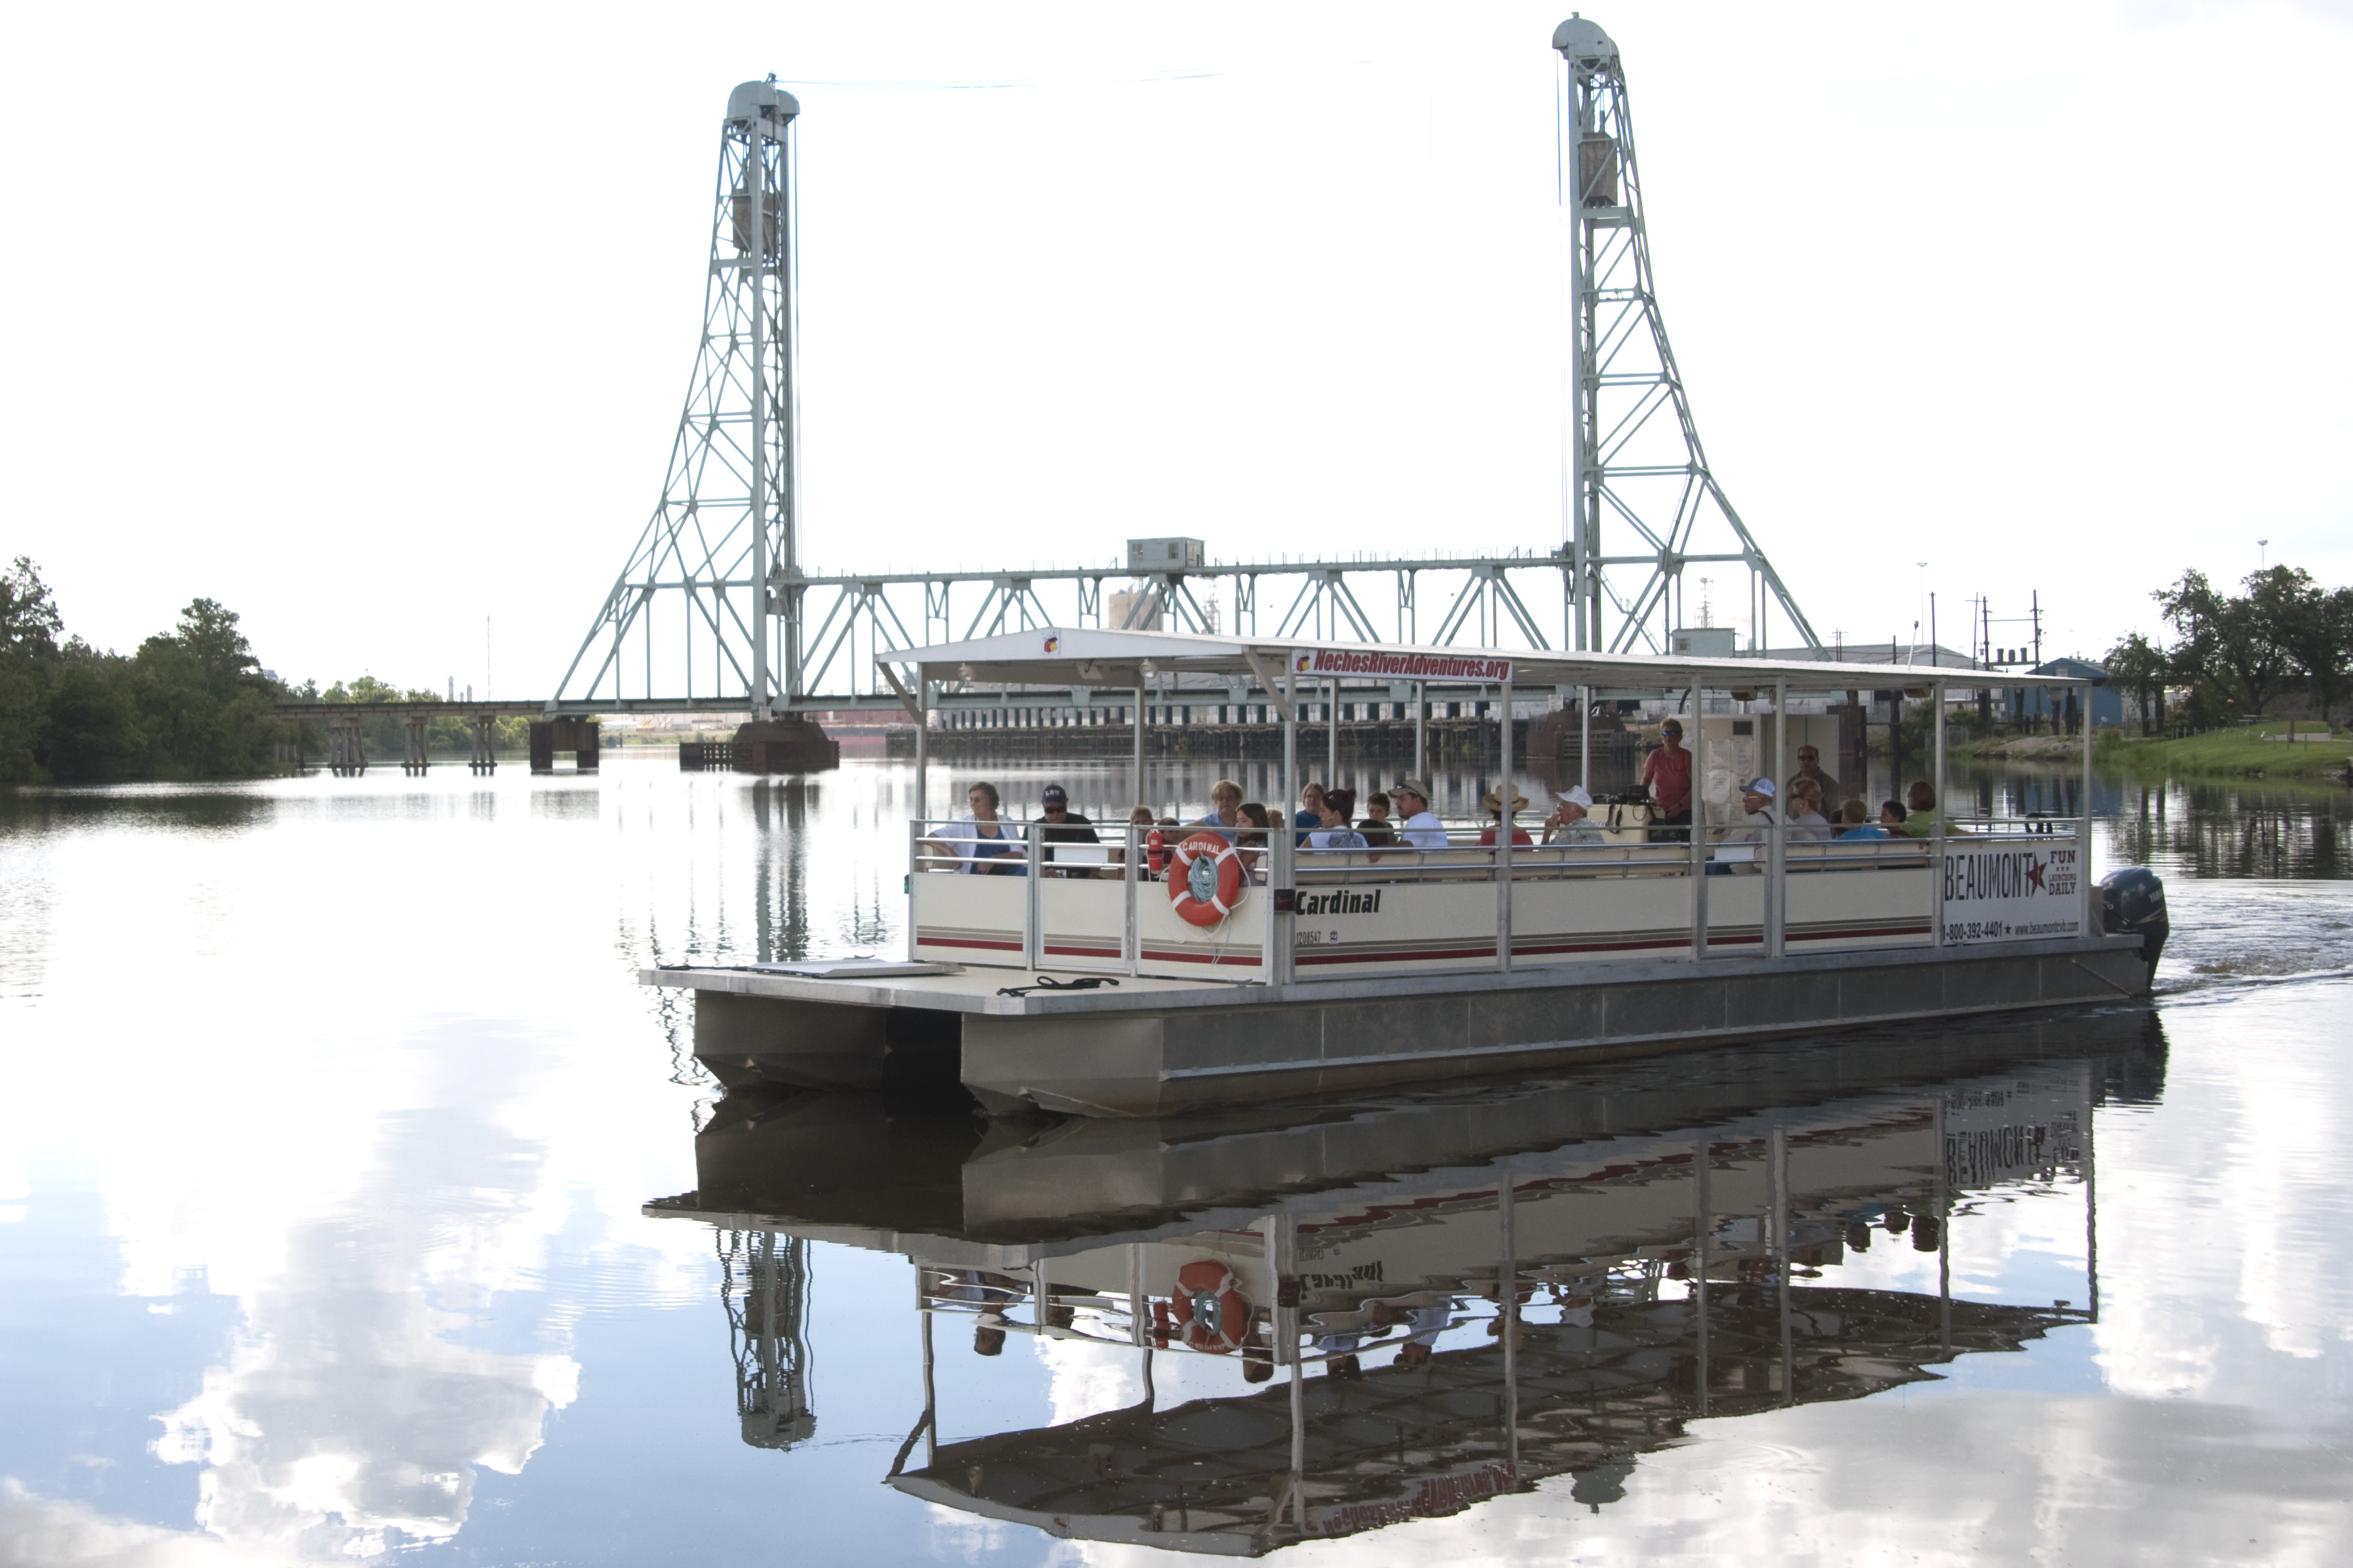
xmin=1391 ymin=778 xmax=1449 ymax=851
xmin=1709 ymin=776 xmax=1777 ymax=873
xmin=1544 ymin=785 xmax=1605 ymax=845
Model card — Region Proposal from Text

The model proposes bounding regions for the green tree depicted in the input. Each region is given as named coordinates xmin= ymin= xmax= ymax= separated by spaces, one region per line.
xmin=2263 ymin=574 xmax=2353 ymax=723
xmin=2156 ymin=568 xmax=2296 ymax=717
xmin=2104 ymin=631 xmax=2169 ymax=736
xmin=1 ymin=557 xmax=64 ymax=782
xmin=129 ymin=599 xmax=287 ymax=778
xmin=39 ymin=643 xmax=146 ymax=782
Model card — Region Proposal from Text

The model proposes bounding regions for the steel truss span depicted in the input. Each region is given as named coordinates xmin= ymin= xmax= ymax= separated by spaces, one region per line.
xmin=1556 ymin=18 xmax=1817 ymax=656
xmin=559 ymin=21 xmax=1824 ymax=715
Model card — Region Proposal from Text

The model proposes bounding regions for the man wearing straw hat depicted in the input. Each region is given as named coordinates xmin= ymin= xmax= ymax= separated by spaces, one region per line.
xmin=1477 ymin=784 xmax=1534 ymax=847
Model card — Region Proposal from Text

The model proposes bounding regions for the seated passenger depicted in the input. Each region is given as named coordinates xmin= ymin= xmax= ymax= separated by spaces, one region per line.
xmin=1786 ymin=778 xmax=1833 ymax=843
xmin=1878 ymin=799 xmax=1909 ymax=831
xmin=1709 ymin=777 xmax=1774 ymax=873
xmin=1835 ymin=798 xmax=1889 ymax=839
xmin=924 ymin=782 xmax=1026 ymax=874
xmin=1307 ymin=787 xmax=1366 ymax=851
xmin=1294 ymin=781 xmax=1327 ymax=847
xmin=1544 ymin=784 xmax=1605 ymax=845
xmin=1477 ymin=786 xmax=1534 ymax=847
xmin=1391 ymin=778 xmax=1448 ymax=849
xmin=1034 ymin=783 xmax=1100 ymax=875
xmin=1363 ymin=790 xmax=1393 ymax=827
xmin=1236 ymin=802 xmax=1272 ymax=881
xmin=1897 ymin=780 xmax=1965 ymax=836
xmin=1192 ymin=778 xmax=1245 ymax=839
xmin=1114 ymin=804 xmax=1158 ymax=877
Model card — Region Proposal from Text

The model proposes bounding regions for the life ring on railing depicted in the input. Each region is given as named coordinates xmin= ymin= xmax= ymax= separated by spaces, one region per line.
xmin=1166 ymin=833 xmax=1246 ymax=927
xmin=1170 ymin=1260 xmax=1251 ymax=1354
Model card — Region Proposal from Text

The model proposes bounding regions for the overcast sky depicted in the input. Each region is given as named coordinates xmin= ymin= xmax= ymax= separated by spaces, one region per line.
xmin=3 ymin=1 xmax=2348 ymax=695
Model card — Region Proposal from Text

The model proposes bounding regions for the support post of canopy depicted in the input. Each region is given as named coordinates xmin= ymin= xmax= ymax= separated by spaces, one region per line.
xmin=1128 ymin=1243 xmax=1147 ymax=1350
xmin=2081 ymin=673 xmax=2097 ymax=936
xmin=1124 ymin=818 xmax=1140 ymax=976
xmin=1498 ymin=1159 xmax=1519 ymax=1467
xmin=1689 ymin=680 xmax=1708 ymax=958
xmin=2083 ymin=1062 xmax=2100 ymax=1325
xmin=1694 ymin=1131 xmax=1712 ymax=1418
xmin=1497 ymin=673 xmax=1515 ymax=975
xmin=1772 ymin=1123 xmax=1793 ymax=1407
xmin=1132 ymin=685 xmax=1145 ymax=806
xmin=1326 ymin=676 xmax=1339 ymax=794
xmin=1023 ymin=815 xmax=1042 ymax=970
xmin=912 ymin=679 xmax=929 ymax=822
xmin=1768 ymin=679 xmax=1787 ymax=959
xmin=917 ymin=1302 xmax=938 ymax=1468
xmin=1579 ymin=683 xmax=1591 ymax=794
xmin=1276 ymin=668 xmax=1298 ymax=987
xmin=1414 ymin=681 xmax=1427 ymax=780
xmin=1936 ymin=1095 xmax=1952 ymax=1353
xmin=1933 ymin=679 xmax=1948 ymax=947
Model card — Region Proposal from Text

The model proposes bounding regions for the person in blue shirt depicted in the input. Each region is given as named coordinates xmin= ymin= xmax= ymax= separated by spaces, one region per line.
xmin=1834 ymin=797 xmax=1889 ymax=839
xmin=1191 ymin=778 xmax=1246 ymax=839
xmin=1294 ymin=781 xmax=1326 ymax=845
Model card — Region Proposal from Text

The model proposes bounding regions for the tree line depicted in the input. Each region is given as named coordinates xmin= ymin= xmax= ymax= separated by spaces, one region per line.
xmin=1 ymin=557 xmax=526 ymax=786
xmin=2105 ymin=565 xmax=2352 ymax=734
xmin=1 ymin=557 xmax=293 ymax=784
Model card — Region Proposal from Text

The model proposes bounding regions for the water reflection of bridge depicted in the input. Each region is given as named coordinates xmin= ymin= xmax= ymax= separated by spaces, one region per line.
xmin=646 ymin=1009 xmax=2161 ymax=1554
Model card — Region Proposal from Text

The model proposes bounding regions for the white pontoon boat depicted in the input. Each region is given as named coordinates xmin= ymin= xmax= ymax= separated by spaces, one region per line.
xmin=647 ymin=630 xmax=2167 ymax=1116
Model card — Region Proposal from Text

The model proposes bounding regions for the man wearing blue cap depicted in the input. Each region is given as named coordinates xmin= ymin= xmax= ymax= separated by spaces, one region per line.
xmin=1035 ymin=784 xmax=1099 ymax=875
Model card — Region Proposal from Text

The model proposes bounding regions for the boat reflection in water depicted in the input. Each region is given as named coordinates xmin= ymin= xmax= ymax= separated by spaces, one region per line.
xmin=649 ymin=1008 xmax=2163 ymax=1556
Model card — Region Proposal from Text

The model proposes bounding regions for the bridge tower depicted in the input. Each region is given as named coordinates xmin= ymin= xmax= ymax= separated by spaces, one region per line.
xmin=1555 ymin=17 xmax=1819 ymax=655
xmin=554 ymin=79 xmax=836 ymax=769
xmin=722 ymin=1230 xmax=815 ymax=1448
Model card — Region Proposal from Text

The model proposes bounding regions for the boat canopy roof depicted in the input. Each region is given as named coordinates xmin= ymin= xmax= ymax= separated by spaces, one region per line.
xmin=876 ymin=628 xmax=2093 ymax=695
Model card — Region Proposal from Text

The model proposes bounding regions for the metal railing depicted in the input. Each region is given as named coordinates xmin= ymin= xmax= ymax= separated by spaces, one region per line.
xmin=903 ymin=811 xmax=2091 ymax=981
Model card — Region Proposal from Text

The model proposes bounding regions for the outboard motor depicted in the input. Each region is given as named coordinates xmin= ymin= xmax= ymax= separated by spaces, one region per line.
xmin=2098 ymin=867 xmax=2169 ymax=981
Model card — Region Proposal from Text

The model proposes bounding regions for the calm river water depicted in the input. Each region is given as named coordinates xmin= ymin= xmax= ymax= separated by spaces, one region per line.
xmin=2 ymin=755 xmax=2348 ymax=1565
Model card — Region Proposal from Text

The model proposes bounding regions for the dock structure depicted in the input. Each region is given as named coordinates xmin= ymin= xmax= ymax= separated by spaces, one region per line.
xmin=647 ymin=627 xmax=2161 ymax=1117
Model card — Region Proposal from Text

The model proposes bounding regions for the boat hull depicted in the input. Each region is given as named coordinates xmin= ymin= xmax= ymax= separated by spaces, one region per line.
xmin=665 ymin=934 xmax=2152 ymax=1117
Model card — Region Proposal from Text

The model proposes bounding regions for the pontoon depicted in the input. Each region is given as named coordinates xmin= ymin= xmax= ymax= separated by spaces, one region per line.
xmin=647 ymin=630 xmax=2166 ymax=1116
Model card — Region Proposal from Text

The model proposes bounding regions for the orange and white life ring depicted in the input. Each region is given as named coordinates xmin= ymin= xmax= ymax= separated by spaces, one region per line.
xmin=1170 ymin=1259 xmax=1251 ymax=1354
xmin=1167 ymin=832 xmax=1246 ymax=928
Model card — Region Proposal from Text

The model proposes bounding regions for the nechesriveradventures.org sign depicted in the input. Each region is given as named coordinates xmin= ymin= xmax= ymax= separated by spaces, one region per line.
xmin=1298 ymin=648 xmax=1515 ymax=682
xmin=1940 ymin=842 xmax=2081 ymax=946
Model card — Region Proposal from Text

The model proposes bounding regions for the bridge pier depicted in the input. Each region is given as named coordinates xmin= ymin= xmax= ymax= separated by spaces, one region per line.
xmin=401 ymin=717 xmax=430 ymax=776
xmin=329 ymin=719 xmax=367 ymax=777
xmin=732 ymin=717 xmax=838 ymax=774
xmin=468 ymin=716 xmax=498 ymax=774
xmin=530 ymin=717 xmax=601 ymax=774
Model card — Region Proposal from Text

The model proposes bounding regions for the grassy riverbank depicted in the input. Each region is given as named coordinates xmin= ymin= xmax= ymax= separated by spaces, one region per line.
xmin=2104 ymin=724 xmax=2352 ymax=782
xmin=1956 ymin=724 xmax=2352 ymax=780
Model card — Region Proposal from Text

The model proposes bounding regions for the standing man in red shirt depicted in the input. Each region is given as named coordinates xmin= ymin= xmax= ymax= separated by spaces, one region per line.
xmin=1643 ymin=717 xmax=1694 ymax=842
